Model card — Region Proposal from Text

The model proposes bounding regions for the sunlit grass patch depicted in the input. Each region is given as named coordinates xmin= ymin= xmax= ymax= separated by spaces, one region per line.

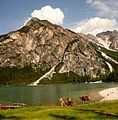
xmin=0 ymin=101 xmax=118 ymax=120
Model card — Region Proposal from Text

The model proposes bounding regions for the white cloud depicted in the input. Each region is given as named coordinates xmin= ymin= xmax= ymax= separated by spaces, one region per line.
xmin=86 ymin=0 xmax=118 ymax=19
xmin=75 ymin=17 xmax=118 ymax=35
xmin=78 ymin=1 xmax=118 ymax=35
xmin=30 ymin=5 xmax=64 ymax=25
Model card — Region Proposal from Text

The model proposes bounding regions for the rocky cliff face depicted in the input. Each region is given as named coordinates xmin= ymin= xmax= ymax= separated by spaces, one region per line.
xmin=96 ymin=30 xmax=118 ymax=50
xmin=0 ymin=18 xmax=110 ymax=84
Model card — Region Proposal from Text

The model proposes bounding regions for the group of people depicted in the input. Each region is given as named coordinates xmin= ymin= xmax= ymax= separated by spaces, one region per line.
xmin=59 ymin=95 xmax=90 ymax=106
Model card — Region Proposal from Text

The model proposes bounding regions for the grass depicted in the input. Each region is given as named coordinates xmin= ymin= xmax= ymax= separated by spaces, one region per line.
xmin=0 ymin=101 xmax=118 ymax=120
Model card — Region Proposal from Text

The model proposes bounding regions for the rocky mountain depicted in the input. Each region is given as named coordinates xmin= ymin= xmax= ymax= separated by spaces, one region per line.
xmin=96 ymin=30 xmax=118 ymax=50
xmin=0 ymin=17 xmax=117 ymax=85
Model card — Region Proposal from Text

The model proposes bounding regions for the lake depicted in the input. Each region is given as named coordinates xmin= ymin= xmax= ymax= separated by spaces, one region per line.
xmin=0 ymin=82 xmax=118 ymax=106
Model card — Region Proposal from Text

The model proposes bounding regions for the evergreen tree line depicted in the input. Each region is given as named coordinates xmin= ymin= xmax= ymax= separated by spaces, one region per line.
xmin=40 ymin=71 xmax=118 ymax=84
xmin=0 ymin=65 xmax=45 ymax=85
xmin=0 ymin=66 xmax=118 ymax=85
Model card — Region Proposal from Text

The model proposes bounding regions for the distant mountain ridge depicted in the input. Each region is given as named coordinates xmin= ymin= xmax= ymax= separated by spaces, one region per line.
xmin=0 ymin=17 xmax=118 ymax=85
xmin=96 ymin=30 xmax=118 ymax=50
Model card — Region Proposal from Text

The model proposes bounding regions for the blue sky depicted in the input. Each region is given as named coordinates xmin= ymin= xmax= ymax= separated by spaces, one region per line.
xmin=0 ymin=0 xmax=118 ymax=35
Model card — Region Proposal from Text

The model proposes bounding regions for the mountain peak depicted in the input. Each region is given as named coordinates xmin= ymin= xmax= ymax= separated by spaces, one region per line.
xmin=25 ymin=17 xmax=55 ymax=28
xmin=1 ymin=18 xmax=116 ymax=85
xmin=96 ymin=30 xmax=118 ymax=50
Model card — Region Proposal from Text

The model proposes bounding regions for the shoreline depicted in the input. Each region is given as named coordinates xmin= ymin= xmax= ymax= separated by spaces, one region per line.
xmin=99 ymin=87 xmax=118 ymax=101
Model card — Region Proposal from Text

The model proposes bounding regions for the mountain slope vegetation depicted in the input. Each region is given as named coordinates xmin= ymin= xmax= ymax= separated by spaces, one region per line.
xmin=0 ymin=18 xmax=118 ymax=85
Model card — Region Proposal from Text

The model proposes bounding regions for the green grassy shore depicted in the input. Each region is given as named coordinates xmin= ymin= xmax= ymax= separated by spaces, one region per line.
xmin=0 ymin=101 xmax=118 ymax=120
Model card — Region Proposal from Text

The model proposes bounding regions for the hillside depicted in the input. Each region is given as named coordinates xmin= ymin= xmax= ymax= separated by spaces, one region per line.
xmin=0 ymin=18 xmax=118 ymax=85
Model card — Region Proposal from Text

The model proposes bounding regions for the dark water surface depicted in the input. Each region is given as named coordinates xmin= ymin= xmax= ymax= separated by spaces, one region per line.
xmin=0 ymin=82 xmax=118 ymax=105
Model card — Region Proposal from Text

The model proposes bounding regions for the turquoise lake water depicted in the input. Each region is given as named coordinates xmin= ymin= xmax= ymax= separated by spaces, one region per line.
xmin=0 ymin=82 xmax=118 ymax=105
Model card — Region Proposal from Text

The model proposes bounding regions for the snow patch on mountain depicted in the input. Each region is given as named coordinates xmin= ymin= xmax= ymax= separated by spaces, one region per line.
xmin=97 ymin=37 xmax=111 ymax=49
xmin=100 ymin=51 xmax=118 ymax=72
xmin=101 ymin=52 xmax=118 ymax=64
xmin=29 ymin=63 xmax=58 ymax=86
xmin=106 ymin=62 xmax=113 ymax=72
